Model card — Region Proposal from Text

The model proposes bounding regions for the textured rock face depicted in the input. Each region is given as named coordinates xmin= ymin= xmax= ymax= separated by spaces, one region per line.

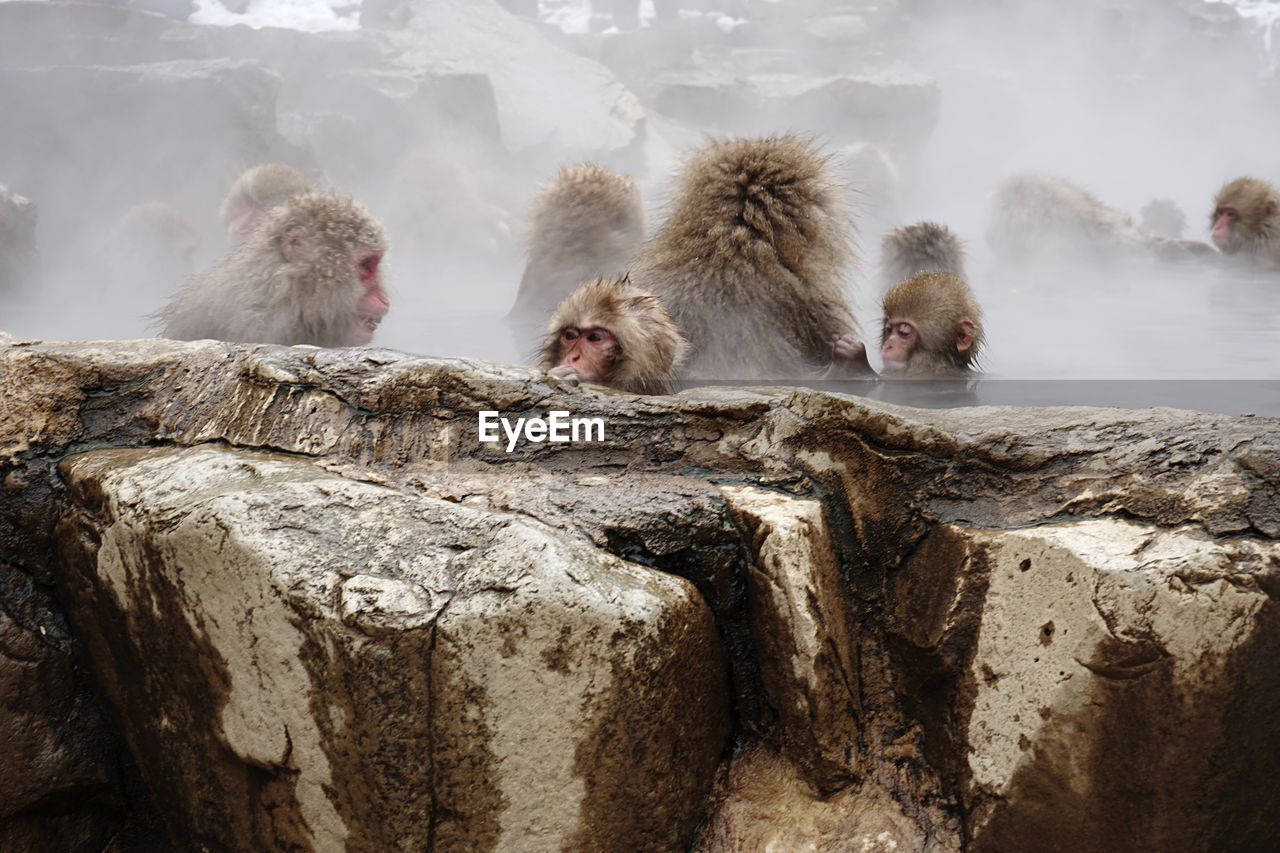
xmin=1 ymin=336 xmax=1278 ymax=850
xmin=54 ymin=445 xmax=728 ymax=849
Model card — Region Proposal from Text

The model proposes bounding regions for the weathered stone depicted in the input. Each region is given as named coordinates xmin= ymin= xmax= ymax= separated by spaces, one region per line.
xmin=0 ymin=338 xmax=1277 ymax=850
xmin=54 ymin=444 xmax=730 ymax=850
xmin=394 ymin=0 xmax=647 ymax=155
xmin=722 ymin=485 xmax=860 ymax=792
xmin=889 ymin=519 xmax=1280 ymax=852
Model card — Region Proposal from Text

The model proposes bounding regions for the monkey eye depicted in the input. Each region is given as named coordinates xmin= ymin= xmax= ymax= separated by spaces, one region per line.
xmin=563 ymin=328 xmax=580 ymax=341
xmin=357 ymin=254 xmax=381 ymax=279
xmin=894 ymin=323 xmax=915 ymax=339
xmin=586 ymin=330 xmax=605 ymax=343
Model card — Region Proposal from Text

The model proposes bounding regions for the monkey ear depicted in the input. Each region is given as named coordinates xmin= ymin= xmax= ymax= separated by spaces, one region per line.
xmin=1268 ymin=200 xmax=1278 ymax=218
xmin=279 ymin=226 xmax=307 ymax=262
xmin=955 ymin=319 xmax=976 ymax=353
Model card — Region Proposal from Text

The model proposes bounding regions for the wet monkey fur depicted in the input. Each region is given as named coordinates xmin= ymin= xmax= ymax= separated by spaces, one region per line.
xmin=541 ymin=275 xmax=688 ymax=395
xmin=220 ymin=163 xmax=312 ymax=243
xmin=1210 ymin=177 xmax=1280 ymax=270
xmin=510 ymin=163 xmax=646 ymax=322
xmin=159 ymin=192 xmax=389 ymax=348
xmin=879 ymin=272 xmax=984 ymax=378
xmin=631 ymin=135 xmax=870 ymax=380
xmin=879 ymin=222 xmax=967 ymax=289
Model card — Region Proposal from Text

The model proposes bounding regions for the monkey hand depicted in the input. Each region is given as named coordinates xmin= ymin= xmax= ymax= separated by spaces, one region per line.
xmin=547 ymin=365 xmax=584 ymax=387
xmin=825 ymin=334 xmax=878 ymax=379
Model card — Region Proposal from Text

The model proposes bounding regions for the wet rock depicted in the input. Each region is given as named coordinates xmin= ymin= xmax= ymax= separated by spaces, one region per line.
xmin=0 ymin=338 xmax=1277 ymax=849
xmin=890 ymin=519 xmax=1280 ymax=852
xmin=54 ymin=445 xmax=730 ymax=850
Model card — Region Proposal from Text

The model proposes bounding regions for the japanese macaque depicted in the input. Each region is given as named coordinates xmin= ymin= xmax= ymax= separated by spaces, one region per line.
xmin=541 ymin=275 xmax=687 ymax=395
xmin=219 ymin=163 xmax=311 ymax=243
xmin=509 ymin=163 xmax=646 ymax=323
xmin=0 ymin=184 xmax=38 ymax=291
xmin=1210 ymin=177 xmax=1280 ymax=270
xmin=879 ymin=222 xmax=966 ymax=290
xmin=1139 ymin=198 xmax=1187 ymax=240
xmin=631 ymin=135 xmax=873 ymax=380
xmin=159 ymin=193 xmax=389 ymax=347
xmin=107 ymin=202 xmax=200 ymax=295
xmin=988 ymin=174 xmax=1212 ymax=263
xmin=879 ymin=272 xmax=983 ymax=378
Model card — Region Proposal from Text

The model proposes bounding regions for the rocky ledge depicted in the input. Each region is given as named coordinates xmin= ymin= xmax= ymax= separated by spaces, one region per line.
xmin=1 ymin=335 xmax=1277 ymax=851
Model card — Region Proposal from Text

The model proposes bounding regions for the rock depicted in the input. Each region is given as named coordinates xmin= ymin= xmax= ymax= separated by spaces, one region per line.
xmin=652 ymin=72 xmax=940 ymax=156
xmin=394 ymin=0 xmax=647 ymax=156
xmin=0 ymin=564 xmax=124 ymax=851
xmin=918 ymin=520 xmax=1280 ymax=852
xmin=0 ymin=338 xmax=1277 ymax=849
xmin=722 ymin=486 xmax=860 ymax=792
xmin=54 ymin=445 xmax=730 ymax=850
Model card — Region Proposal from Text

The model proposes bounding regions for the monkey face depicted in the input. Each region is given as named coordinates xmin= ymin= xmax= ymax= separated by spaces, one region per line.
xmin=348 ymin=251 xmax=389 ymax=345
xmin=880 ymin=319 xmax=916 ymax=373
xmin=556 ymin=325 xmax=618 ymax=384
xmin=1211 ymin=204 xmax=1240 ymax=252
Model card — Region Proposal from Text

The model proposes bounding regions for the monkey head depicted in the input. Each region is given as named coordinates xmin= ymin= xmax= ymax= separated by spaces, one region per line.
xmin=879 ymin=272 xmax=982 ymax=377
xmin=1211 ymin=177 xmax=1278 ymax=255
xmin=542 ymin=275 xmax=688 ymax=394
xmin=221 ymin=164 xmax=312 ymax=243
xmin=271 ymin=193 xmax=390 ymax=347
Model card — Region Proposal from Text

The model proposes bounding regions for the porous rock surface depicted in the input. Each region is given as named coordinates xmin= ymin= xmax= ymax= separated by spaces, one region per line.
xmin=1 ymin=335 xmax=1277 ymax=851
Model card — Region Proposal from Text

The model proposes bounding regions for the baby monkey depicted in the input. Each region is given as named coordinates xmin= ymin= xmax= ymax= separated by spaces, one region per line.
xmin=879 ymin=272 xmax=984 ymax=378
xmin=541 ymin=275 xmax=688 ymax=395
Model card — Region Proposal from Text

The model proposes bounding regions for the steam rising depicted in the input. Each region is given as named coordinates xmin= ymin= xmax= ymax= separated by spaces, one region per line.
xmin=1 ymin=0 xmax=1277 ymax=397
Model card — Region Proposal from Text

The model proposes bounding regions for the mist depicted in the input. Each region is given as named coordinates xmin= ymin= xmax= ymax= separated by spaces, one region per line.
xmin=1 ymin=0 xmax=1277 ymax=406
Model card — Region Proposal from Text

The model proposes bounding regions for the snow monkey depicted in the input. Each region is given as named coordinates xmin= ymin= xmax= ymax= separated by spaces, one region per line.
xmin=879 ymin=272 xmax=983 ymax=378
xmin=988 ymin=174 xmax=1214 ymax=263
xmin=631 ymin=134 xmax=874 ymax=381
xmin=220 ymin=163 xmax=312 ymax=243
xmin=879 ymin=222 xmax=966 ymax=290
xmin=509 ymin=163 xmax=646 ymax=323
xmin=1210 ymin=177 xmax=1280 ymax=270
xmin=541 ymin=275 xmax=688 ymax=395
xmin=159 ymin=192 xmax=389 ymax=347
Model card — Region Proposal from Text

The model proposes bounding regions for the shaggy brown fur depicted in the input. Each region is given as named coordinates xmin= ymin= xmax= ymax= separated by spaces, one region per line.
xmin=631 ymin=135 xmax=858 ymax=380
xmin=219 ymin=163 xmax=312 ymax=234
xmin=541 ymin=275 xmax=688 ymax=395
xmin=881 ymin=272 xmax=983 ymax=377
xmin=879 ymin=222 xmax=966 ymax=289
xmin=510 ymin=163 xmax=646 ymax=321
xmin=1139 ymin=198 xmax=1186 ymax=240
xmin=159 ymin=192 xmax=387 ymax=347
xmin=1212 ymin=177 xmax=1280 ymax=269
